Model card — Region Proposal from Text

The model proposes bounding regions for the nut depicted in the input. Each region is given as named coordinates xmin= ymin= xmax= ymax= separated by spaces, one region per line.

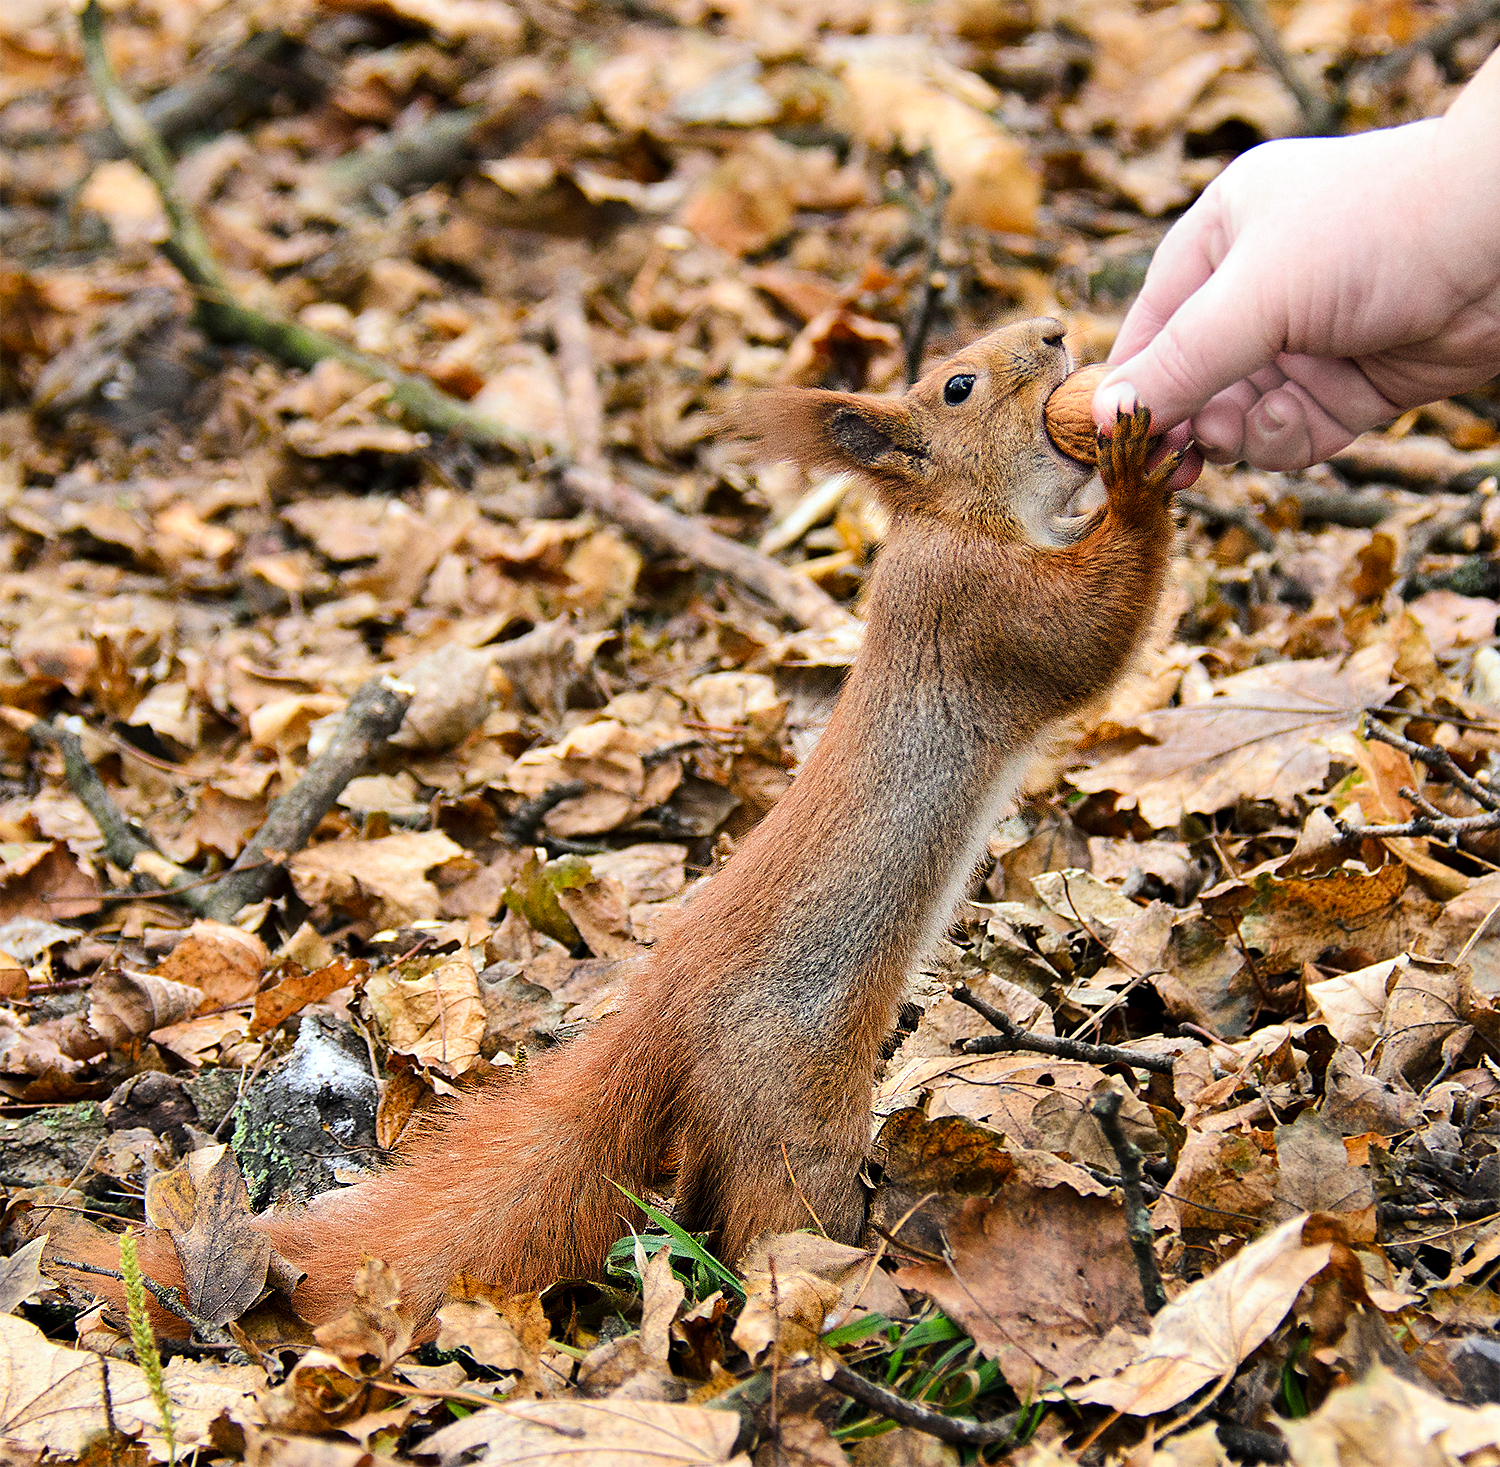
xmin=1044 ymin=363 xmax=1109 ymax=466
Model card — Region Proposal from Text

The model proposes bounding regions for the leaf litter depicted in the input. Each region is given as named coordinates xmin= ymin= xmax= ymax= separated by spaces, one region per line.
xmin=2 ymin=0 xmax=1500 ymax=1462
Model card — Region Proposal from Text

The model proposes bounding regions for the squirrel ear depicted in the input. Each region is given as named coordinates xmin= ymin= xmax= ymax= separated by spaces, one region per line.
xmin=741 ymin=389 xmax=928 ymax=491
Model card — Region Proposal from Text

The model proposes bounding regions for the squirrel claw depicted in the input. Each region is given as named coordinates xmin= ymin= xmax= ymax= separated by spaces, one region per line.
xmin=1099 ymin=405 xmax=1180 ymax=503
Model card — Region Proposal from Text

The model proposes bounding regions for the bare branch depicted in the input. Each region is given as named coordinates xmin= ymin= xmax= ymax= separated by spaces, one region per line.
xmin=951 ymin=984 xmax=1176 ymax=1075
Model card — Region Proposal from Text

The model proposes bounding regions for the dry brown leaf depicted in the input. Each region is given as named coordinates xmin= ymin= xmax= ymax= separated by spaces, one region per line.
xmin=0 ymin=1238 xmax=46 ymax=1316
xmin=422 ymin=1398 xmax=742 ymax=1466
xmin=892 ymin=1179 xmax=1151 ymax=1395
xmin=364 ymin=948 xmax=486 ymax=1076
xmin=144 ymin=1144 xmax=285 ymax=1326
xmin=289 ymin=830 xmax=470 ymax=927
xmin=1073 ymin=1215 xmax=1334 ymax=1414
xmin=89 ymin=966 xmax=204 ymax=1048
xmin=315 ymin=1257 xmax=415 ymax=1372
xmin=1271 ymin=1111 xmax=1376 ymax=1242
xmin=1281 ymin=1362 xmax=1500 ymax=1465
xmin=0 ymin=1312 xmax=257 ymax=1457
xmin=251 ymin=957 xmax=368 ymax=1037
xmin=1072 ymin=649 xmax=1396 ymax=825
xmin=152 ymin=920 xmax=268 ymax=1006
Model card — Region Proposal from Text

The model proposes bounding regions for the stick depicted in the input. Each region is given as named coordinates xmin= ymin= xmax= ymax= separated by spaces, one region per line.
xmin=1368 ymin=0 xmax=1500 ymax=83
xmin=1090 ymin=1088 xmax=1168 ymax=1315
xmin=826 ymin=1363 xmax=1020 ymax=1447
xmin=552 ymin=275 xmax=850 ymax=631
xmin=15 ymin=716 xmax=210 ymax=909
xmin=199 ymin=676 xmax=412 ymax=920
xmin=1222 ymin=0 xmax=1337 ymax=134
xmin=950 ymin=985 xmax=1176 ymax=1075
xmin=1363 ymin=719 xmax=1500 ymax=813
xmin=92 ymin=28 xmax=314 ymax=160
xmin=1176 ymin=491 xmax=1276 ymax=552
xmin=80 ymin=3 xmax=846 ymax=632
xmin=902 ymin=151 xmax=952 ymax=385
xmin=48 ymin=1257 xmax=198 ymax=1327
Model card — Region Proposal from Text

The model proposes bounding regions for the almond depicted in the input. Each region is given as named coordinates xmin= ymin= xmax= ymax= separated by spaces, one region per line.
xmin=1044 ymin=363 xmax=1109 ymax=466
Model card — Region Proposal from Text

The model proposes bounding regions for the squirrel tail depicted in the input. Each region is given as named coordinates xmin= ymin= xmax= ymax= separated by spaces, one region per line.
xmin=45 ymin=1003 xmax=682 ymax=1334
xmin=265 ymin=1006 xmax=681 ymax=1325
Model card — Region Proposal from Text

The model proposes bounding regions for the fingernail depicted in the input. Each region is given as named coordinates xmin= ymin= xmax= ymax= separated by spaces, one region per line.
xmin=1093 ymin=380 xmax=1137 ymax=427
xmin=1257 ymin=395 xmax=1287 ymax=431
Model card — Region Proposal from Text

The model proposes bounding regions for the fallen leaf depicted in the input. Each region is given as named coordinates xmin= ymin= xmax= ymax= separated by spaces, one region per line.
xmin=1072 ymin=649 xmax=1396 ymax=825
xmin=1073 ymin=1215 xmax=1334 ymax=1414
xmin=422 ymin=1397 xmax=742 ymax=1466
xmin=289 ymin=830 xmax=471 ymax=927
xmin=364 ymin=948 xmax=486 ymax=1075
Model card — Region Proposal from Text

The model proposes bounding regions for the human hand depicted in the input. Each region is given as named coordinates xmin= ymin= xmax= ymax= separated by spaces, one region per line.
xmin=1093 ymin=50 xmax=1500 ymax=471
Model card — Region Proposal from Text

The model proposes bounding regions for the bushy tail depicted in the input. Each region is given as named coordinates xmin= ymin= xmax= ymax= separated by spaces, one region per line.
xmin=47 ymin=1009 xmax=680 ymax=1333
xmin=265 ymin=1010 xmax=680 ymax=1325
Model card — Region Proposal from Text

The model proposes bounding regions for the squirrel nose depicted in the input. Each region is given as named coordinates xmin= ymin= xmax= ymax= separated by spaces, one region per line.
xmin=1042 ymin=329 xmax=1065 ymax=349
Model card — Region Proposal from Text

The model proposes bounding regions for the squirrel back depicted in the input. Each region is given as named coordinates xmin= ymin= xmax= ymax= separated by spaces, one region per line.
xmin=51 ymin=318 xmax=1179 ymax=1333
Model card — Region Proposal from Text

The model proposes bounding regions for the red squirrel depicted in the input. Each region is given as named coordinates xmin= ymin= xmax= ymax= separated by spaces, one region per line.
xmin=54 ymin=319 xmax=1178 ymax=1332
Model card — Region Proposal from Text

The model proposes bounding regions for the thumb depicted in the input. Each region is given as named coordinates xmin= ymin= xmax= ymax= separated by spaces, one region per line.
xmin=1093 ymin=256 xmax=1284 ymax=432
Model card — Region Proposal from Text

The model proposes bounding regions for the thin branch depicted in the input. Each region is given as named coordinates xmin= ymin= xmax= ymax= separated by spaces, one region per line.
xmin=827 ymin=1363 xmax=1020 ymax=1447
xmin=1363 ymin=718 xmax=1500 ymax=813
xmin=901 ymin=151 xmax=952 ymax=385
xmin=199 ymin=675 xmax=412 ymax=920
xmin=1222 ymin=0 xmax=1337 ymax=134
xmin=1090 ymin=1088 xmax=1168 ymax=1315
xmin=951 ymin=984 xmax=1176 ymax=1075
xmin=48 ymin=1257 xmax=198 ymax=1327
xmin=1176 ymin=491 xmax=1276 ymax=553
xmin=1368 ymin=0 xmax=1500 ymax=83
xmin=14 ymin=715 xmax=209 ymax=910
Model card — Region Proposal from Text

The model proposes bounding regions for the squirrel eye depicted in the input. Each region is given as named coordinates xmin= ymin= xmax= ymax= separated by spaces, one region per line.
xmin=943 ymin=374 xmax=976 ymax=405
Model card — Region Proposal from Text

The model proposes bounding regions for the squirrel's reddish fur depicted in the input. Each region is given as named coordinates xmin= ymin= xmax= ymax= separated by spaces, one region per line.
xmin=51 ymin=319 xmax=1179 ymax=1335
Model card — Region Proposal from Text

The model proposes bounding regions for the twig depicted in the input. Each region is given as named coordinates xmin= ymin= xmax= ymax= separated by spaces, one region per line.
xmin=48 ymin=1257 xmax=198 ymax=1327
xmin=950 ymin=985 xmax=1176 ymax=1075
xmin=901 ymin=151 xmax=952 ymax=385
xmin=1398 ymin=492 xmax=1489 ymax=581
xmin=1364 ymin=719 xmax=1500 ymax=812
xmin=1379 ymin=1198 xmax=1500 ymax=1224
xmin=827 ymin=1363 xmax=1021 ymax=1447
xmin=1176 ymin=491 xmax=1276 ymax=553
xmin=552 ymin=275 xmax=850 ymax=631
xmin=92 ymin=28 xmax=316 ymax=161
xmin=1330 ymin=434 xmax=1500 ymax=491
xmin=16 ymin=716 xmax=207 ymax=908
xmin=1222 ymin=0 xmax=1337 ymax=134
xmin=1368 ymin=0 xmax=1500 ymax=83
xmin=198 ymin=675 xmax=412 ymax=920
xmin=307 ymin=106 xmax=487 ymax=210
xmin=1090 ymin=1088 xmax=1167 ymax=1315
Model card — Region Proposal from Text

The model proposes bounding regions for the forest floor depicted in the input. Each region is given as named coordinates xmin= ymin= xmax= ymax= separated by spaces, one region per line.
xmin=3 ymin=0 xmax=1500 ymax=1462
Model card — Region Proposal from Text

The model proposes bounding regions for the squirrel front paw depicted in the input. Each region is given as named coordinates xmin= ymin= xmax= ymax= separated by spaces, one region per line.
xmin=1098 ymin=405 xmax=1183 ymax=508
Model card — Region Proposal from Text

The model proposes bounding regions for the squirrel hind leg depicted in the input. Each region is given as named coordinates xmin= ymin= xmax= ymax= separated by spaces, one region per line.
xmin=676 ymin=1131 xmax=868 ymax=1269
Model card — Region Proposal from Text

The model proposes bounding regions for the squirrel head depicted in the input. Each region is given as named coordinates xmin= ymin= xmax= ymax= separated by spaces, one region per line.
xmin=752 ymin=317 xmax=1095 ymax=547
